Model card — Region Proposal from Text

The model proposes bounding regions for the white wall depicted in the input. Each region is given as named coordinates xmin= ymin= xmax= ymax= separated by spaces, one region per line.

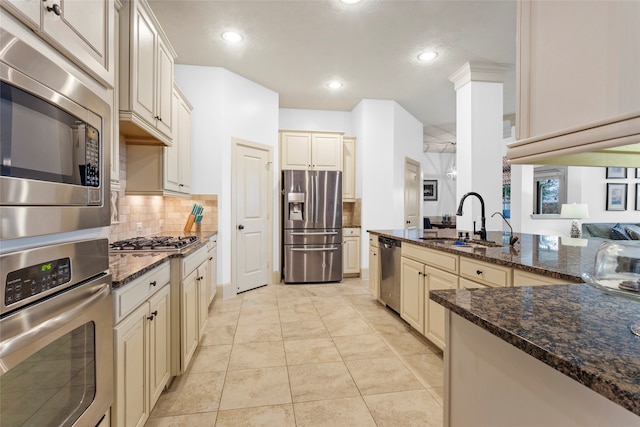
xmin=422 ymin=152 xmax=457 ymax=217
xmin=175 ymin=65 xmax=279 ymax=286
xmin=279 ymin=108 xmax=353 ymax=134
xmin=516 ymin=166 xmax=640 ymax=237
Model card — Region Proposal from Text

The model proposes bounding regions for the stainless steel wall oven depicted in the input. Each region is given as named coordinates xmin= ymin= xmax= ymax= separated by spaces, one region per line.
xmin=0 ymin=27 xmax=110 ymax=240
xmin=0 ymin=239 xmax=113 ymax=427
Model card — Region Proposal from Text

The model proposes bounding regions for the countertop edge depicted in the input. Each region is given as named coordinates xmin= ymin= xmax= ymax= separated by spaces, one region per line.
xmin=430 ymin=287 xmax=640 ymax=417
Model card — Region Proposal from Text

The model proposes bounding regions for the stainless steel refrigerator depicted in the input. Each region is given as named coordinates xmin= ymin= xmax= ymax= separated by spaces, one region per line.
xmin=282 ymin=170 xmax=343 ymax=283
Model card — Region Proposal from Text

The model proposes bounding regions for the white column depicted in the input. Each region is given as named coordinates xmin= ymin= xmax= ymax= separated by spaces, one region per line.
xmin=449 ymin=62 xmax=506 ymax=233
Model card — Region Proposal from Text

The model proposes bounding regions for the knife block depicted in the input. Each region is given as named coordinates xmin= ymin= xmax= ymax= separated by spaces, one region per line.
xmin=184 ymin=214 xmax=196 ymax=232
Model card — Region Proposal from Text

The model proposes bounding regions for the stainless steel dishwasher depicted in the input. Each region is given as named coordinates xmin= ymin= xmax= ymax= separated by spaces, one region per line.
xmin=379 ymin=236 xmax=401 ymax=313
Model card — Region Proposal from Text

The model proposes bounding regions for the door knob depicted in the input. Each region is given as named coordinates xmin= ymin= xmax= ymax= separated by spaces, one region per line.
xmin=238 ymin=224 xmax=244 ymax=230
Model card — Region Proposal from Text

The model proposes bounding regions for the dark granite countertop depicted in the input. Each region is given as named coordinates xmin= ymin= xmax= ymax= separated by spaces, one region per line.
xmin=109 ymin=231 xmax=217 ymax=289
xmin=367 ymin=228 xmax=601 ymax=282
xmin=430 ymin=285 xmax=640 ymax=417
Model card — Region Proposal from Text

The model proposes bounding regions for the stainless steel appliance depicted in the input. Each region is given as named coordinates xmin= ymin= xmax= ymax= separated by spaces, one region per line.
xmin=109 ymin=235 xmax=200 ymax=253
xmin=0 ymin=27 xmax=110 ymax=240
xmin=282 ymin=170 xmax=342 ymax=283
xmin=0 ymin=239 xmax=113 ymax=427
xmin=379 ymin=236 xmax=401 ymax=313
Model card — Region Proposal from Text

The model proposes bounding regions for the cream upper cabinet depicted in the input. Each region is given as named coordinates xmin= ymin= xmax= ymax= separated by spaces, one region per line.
xmin=1 ymin=0 xmax=115 ymax=86
xmin=119 ymin=0 xmax=175 ymax=145
xmin=163 ymin=84 xmax=192 ymax=195
xmin=342 ymin=136 xmax=356 ymax=201
xmin=509 ymin=0 xmax=640 ymax=166
xmin=280 ymin=130 xmax=343 ymax=171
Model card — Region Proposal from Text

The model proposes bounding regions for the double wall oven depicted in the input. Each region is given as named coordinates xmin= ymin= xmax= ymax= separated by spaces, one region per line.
xmin=0 ymin=27 xmax=113 ymax=426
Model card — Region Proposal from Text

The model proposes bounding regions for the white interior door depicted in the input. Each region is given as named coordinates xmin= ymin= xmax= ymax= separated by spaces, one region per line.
xmin=404 ymin=157 xmax=421 ymax=230
xmin=233 ymin=139 xmax=271 ymax=293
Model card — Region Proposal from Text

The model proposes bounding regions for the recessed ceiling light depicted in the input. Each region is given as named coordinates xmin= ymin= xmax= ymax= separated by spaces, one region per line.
xmin=327 ymin=81 xmax=343 ymax=89
xmin=340 ymin=0 xmax=362 ymax=4
xmin=221 ymin=31 xmax=243 ymax=43
xmin=417 ymin=51 xmax=438 ymax=62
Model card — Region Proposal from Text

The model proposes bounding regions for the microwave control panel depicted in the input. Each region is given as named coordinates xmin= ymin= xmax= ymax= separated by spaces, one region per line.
xmin=5 ymin=258 xmax=71 ymax=306
xmin=83 ymin=126 xmax=100 ymax=187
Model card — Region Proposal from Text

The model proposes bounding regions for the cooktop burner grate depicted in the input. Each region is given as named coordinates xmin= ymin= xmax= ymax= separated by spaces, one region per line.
xmin=109 ymin=236 xmax=199 ymax=253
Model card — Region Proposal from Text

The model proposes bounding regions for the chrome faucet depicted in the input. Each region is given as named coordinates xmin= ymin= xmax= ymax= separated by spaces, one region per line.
xmin=456 ymin=192 xmax=487 ymax=240
xmin=492 ymin=211 xmax=519 ymax=246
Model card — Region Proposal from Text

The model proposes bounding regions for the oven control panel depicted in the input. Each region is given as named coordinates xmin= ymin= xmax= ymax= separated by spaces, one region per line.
xmin=5 ymin=258 xmax=71 ymax=305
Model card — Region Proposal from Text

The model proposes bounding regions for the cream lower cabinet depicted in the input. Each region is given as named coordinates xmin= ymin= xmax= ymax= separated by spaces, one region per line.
xmin=368 ymin=235 xmax=380 ymax=299
xmin=513 ymin=269 xmax=573 ymax=287
xmin=343 ymin=227 xmax=361 ymax=277
xmin=400 ymin=243 xmax=459 ymax=350
xmin=114 ymin=263 xmax=171 ymax=427
xmin=171 ymin=244 xmax=209 ymax=375
xmin=207 ymin=235 xmax=218 ymax=306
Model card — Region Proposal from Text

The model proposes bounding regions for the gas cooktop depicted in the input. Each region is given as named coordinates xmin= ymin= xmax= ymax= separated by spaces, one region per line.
xmin=109 ymin=236 xmax=199 ymax=253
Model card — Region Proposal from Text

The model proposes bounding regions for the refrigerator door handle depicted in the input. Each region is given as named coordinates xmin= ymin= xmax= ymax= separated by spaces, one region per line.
xmin=290 ymin=247 xmax=339 ymax=252
xmin=314 ymin=174 xmax=319 ymax=224
xmin=289 ymin=231 xmax=338 ymax=236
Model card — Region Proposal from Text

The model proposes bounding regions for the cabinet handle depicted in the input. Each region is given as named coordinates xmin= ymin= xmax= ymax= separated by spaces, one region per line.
xmin=46 ymin=3 xmax=62 ymax=16
xmin=151 ymin=310 xmax=158 ymax=316
xmin=150 ymin=280 xmax=157 ymax=287
xmin=147 ymin=314 xmax=155 ymax=321
xmin=179 ymin=184 xmax=184 ymax=187
xmin=476 ymin=270 xmax=483 ymax=275
xmin=208 ymin=257 xmax=213 ymax=261
xmin=418 ymin=271 xmax=422 ymax=276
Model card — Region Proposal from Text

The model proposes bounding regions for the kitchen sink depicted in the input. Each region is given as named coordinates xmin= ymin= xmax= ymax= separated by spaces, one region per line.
xmin=418 ymin=237 xmax=503 ymax=248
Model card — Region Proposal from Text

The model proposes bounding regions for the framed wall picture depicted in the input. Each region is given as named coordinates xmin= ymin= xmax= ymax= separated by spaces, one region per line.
xmin=606 ymin=167 xmax=627 ymax=179
xmin=606 ymin=183 xmax=627 ymax=211
xmin=636 ymin=184 xmax=640 ymax=211
xmin=423 ymin=179 xmax=438 ymax=201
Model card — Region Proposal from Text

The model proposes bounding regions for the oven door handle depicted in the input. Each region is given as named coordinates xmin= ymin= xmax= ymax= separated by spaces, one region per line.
xmin=0 ymin=281 xmax=111 ymax=372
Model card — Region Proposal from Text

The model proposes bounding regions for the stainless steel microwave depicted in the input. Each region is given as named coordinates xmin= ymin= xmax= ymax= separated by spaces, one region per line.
xmin=0 ymin=28 xmax=110 ymax=240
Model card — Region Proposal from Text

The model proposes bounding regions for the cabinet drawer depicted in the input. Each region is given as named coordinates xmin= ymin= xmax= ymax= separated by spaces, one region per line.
xmin=402 ymin=244 xmax=458 ymax=274
xmin=182 ymin=244 xmax=208 ymax=275
xmin=207 ymin=235 xmax=217 ymax=251
xmin=513 ymin=270 xmax=574 ymax=287
xmin=369 ymin=234 xmax=379 ymax=248
xmin=459 ymin=277 xmax=491 ymax=290
xmin=113 ymin=262 xmax=170 ymax=323
xmin=460 ymin=258 xmax=512 ymax=288
xmin=344 ymin=227 xmax=361 ymax=237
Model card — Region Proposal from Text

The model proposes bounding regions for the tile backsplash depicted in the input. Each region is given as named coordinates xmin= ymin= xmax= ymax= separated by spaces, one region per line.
xmin=109 ymin=138 xmax=218 ymax=241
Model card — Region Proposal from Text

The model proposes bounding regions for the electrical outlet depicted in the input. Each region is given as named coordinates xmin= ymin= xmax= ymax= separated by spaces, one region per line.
xmin=136 ymin=222 xmax=142 ymax=235
xmin=159 ymin=219 xmax=164 ymax=229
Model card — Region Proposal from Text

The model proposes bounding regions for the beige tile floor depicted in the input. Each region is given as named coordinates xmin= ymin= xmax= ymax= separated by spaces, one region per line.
xmin=146 ymin=278 xmax=444 ymax=427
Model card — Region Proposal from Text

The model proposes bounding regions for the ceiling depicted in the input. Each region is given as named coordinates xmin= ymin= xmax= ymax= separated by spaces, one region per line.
xmin=147 ymin=0 xmax=518 ymax=151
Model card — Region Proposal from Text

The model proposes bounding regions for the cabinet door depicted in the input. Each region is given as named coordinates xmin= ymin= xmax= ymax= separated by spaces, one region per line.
xmin=281 ymin=132 xmax=312 ymax=170
xmin=148 ymin=285 xmax=170 ymax=409
xmin=197 ymin=261 xmax=209 ymax=339
xmin=2 ymin=0 xmax=41 ymax=29
xmin=424 ymin=266 xmax=458 ymax=350
xmin=114 ymin=303 xmax=149 ymax=427
xmin=163 ymin=89 xmax=180 ymax=192
xmin=207 ymin=246 xmax=217 ymax=305
xmin=181 ymin=269 xmax=199 ymax=372
xmin=177 ymin=93 xmax=191 ymax=192
xmin=343 ymin=236 xmax=360 ymax=275
xmin=155 ymin=35 xmax=174 ymax=138
xmin=342 ymin=137 xmax=356 ymax=200
xmin=131 ymin=2 xmax=157 ymax=125
xmin=368 ymin=246 xmax=379 ymax=299
xmin=312 ymin=133 xmax=342 ymax=170
xmin=400 ymin=257 xmax=424 ymax=333
xmin=42 ymin=0 xmax=111 ymax=83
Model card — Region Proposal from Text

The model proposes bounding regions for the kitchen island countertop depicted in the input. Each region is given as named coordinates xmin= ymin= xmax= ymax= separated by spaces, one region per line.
xmin=430 ymin=284 xmax=640 ymax=417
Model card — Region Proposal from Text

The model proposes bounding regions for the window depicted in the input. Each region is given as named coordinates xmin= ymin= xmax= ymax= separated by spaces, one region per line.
xmin=533 ymin=166 xmax=567 ymax=215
